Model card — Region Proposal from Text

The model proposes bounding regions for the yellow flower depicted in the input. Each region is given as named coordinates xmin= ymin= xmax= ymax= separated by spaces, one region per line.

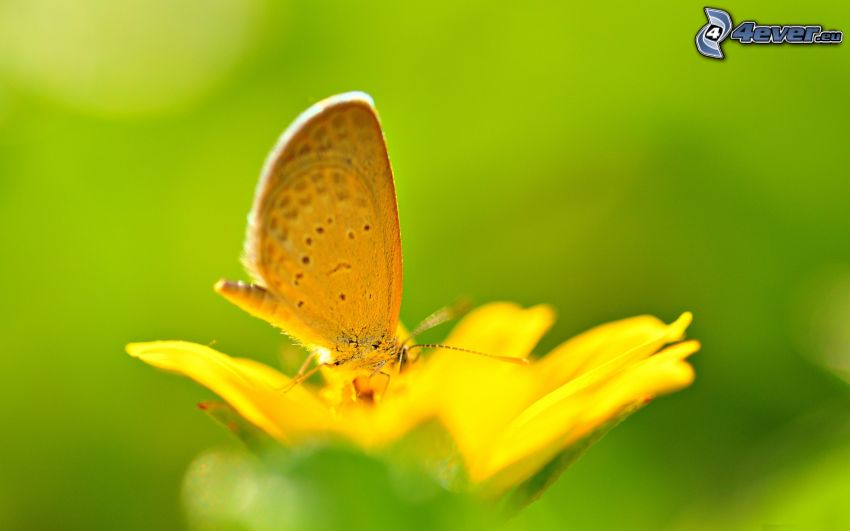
xmin=127 ymin=303 xmax=697 ymax=497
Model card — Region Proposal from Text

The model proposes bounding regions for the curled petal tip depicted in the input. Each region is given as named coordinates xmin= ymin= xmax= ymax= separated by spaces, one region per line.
xmin=667 ymin=311 xmax=693 ymax=341
xmin=125 ymin=342 xmax=146 ymax=358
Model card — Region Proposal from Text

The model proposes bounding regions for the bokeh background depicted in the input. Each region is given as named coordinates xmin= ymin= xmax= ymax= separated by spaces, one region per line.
xmin=2 ymin=0 xmax=849 ymax=529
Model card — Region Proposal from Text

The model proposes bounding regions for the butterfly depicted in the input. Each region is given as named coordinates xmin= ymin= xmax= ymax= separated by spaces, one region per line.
xmin=215 ymin=92 xmax=524 ymax=387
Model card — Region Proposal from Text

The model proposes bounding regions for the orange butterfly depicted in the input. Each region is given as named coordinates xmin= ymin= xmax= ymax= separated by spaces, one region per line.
xmin=215 ymin=93 xmax=523 ymax=386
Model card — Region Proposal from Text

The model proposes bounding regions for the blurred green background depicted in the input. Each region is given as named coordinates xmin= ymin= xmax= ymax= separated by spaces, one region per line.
xmin=2 ymin=0 xmax=849 ymax=529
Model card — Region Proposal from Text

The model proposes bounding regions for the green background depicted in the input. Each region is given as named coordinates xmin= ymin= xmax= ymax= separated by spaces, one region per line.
xmin=2 ymin=0 xmax=849 ymax=529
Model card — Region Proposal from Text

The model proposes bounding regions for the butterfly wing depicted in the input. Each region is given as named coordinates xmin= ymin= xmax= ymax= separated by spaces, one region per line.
xmin=217 ymin=92 xmax=403 ymax=351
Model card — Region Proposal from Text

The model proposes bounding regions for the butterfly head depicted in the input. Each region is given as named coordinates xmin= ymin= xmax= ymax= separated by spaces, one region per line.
xmin=326 ymin=333 xmax=401 ymax=372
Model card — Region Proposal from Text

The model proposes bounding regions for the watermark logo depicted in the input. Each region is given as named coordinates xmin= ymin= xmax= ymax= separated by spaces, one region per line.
xmin=696 ymin=7 xmax=843 ymax=59
xmin=695 ymin=8 xmax=733 ymax=58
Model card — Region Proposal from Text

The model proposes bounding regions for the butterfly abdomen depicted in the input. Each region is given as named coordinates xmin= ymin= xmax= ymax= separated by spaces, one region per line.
xmin=214 ymin=279 xmax=327 ymax=347
xmin=215 ymin=279 xmax=278 ymax=317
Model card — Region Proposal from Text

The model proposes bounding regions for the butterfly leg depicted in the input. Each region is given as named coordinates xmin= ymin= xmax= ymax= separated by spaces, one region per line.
xmin=279 ymin=364 xmax=322 ymax=394
xmin=397 ymin=345 xmax=413 ymax=373
xmin=372 ymin=361 xmax=393 ymax=397
xmin=370 ymin=360 xmax=388 ymax=378
xmin=294 ymin=351 xmax=316 ymax=379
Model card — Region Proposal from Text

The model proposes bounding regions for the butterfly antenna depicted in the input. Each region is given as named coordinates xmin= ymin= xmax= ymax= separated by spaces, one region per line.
xmin=402 ymin=297 xmax=473 ymax=346
xmin=406 ymin=344 xmax=529 ymax=366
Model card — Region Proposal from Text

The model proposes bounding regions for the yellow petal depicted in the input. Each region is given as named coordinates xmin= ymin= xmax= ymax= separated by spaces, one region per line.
xmin=573 ymin=342 xmax=697 ymax=437
xmin=414 ymin=303 xmax=555 ymax=478
xmin=438 ymin=302 xmax=555 ymax=359
xmin=535 ymin=312 xmax=692 ymax=394
xmin=336 ymin=380 xmax=435 ymax=448
xmin=476 ymin=339 xmax=699 ymax=488
xmin=126 ymin=341 xmax=330 ymax=443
